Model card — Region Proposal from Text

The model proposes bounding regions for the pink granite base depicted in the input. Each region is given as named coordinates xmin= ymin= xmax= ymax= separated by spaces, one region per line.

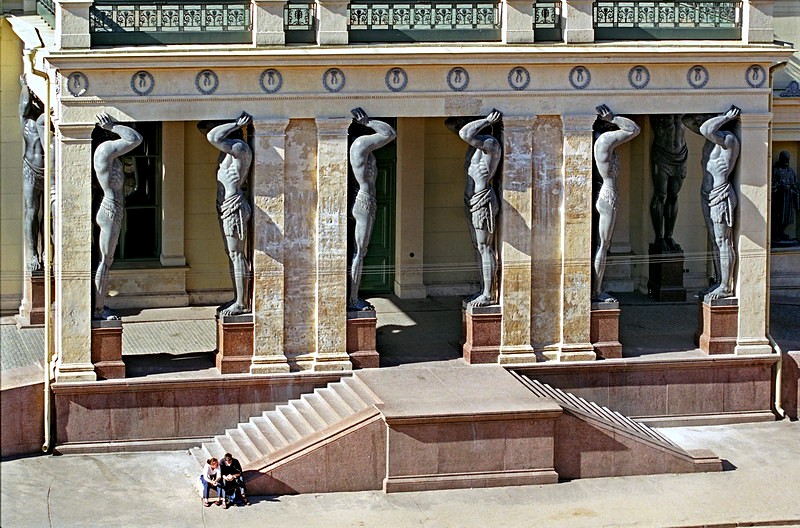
xmin=782 ymin=351 xmax=800 ymax=420
xmin=591 ymin=302 xmax=622 ymax=359
xmin=346 ymin=311 xmax=379 ymax=369
xmin=217 ymin=314 xmax=254 ymax=374
xmin=698 ymin=299 xmax=738 ymax=355
xmin=462 ymin=305 xmax=502 ymax=364
xmin=1 ymin=366 xmax=45 ymax=457
xmin=91 ymin=321 xmax=125 ymax=380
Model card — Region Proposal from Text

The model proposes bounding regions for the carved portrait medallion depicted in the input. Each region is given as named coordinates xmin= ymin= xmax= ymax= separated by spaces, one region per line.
xmin=131 ymin=71 xmax=155 ymax=96
xmin=323 ymin=68 xmax=346 ymax=93
xmin=195 ymin=69 xmax=219 ymax=95
xmin=260 ymin=69 xmax=283 ymax=94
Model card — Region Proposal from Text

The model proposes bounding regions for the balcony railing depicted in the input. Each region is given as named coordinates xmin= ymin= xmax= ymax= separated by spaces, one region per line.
xmin=533 ymin=1 xmax=561 ymax=41
xmin=285 ymin=2 xmax=316 ymax=43
xmin=593 ymin=0 xmax=742 ymax=40
xmin=89 ymin=0 xmax=252 ymax=46
xmin=348 ymin=1 xmax=501 ymax=42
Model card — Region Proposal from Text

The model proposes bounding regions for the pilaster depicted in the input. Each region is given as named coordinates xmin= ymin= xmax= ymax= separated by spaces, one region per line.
xmin=55 ymin=0 xmax=92 ymax=50
xmin=251 ymin=119 xmax=292 ymax=374
xmin=558 ymin=114 xmax=596 ymax=361
xmin=54 ymin=123 xmax=96 ymax=382
xmin=503 ymin=0 xmax=534 ymax=43
xmin=160 ymin=122 xmax=186 ymax=267
xmin=317 ymin=0 xmax=349 ymax=45
xmin=394 ymin=118 xmax=427 ymax=299
xmin=564 ymin=0 xmax=594 ymax=43
xmin=498 ymin=115 xmax=538 ymax=364
xmin=254 ymin=0 xmax=287 ymax=45
xmin=742 ymin=0 xmax=773 ymax=44
xmin=313 ymin=117 xmax=352 ymax=371
xmin=735 ymin=113 xmax=772 ymax=355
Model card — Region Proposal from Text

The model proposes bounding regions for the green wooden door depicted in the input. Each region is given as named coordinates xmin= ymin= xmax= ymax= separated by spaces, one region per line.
xmin=359 ymin=145 xmax=396 ymax=294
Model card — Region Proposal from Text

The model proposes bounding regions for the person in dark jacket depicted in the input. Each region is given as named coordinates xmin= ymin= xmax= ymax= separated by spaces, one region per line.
xmin=220 ymin=453 xmax=250 ymax=507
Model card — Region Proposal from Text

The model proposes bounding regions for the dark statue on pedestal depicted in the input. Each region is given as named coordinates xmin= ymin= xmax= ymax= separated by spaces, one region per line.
xmin=650 ymin=114 xmax=688 ymax=252
xmin=772 ymin=151 xmax=799 ymax=246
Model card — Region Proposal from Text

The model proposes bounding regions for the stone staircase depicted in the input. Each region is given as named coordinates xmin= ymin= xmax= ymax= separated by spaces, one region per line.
xmin=191 ymin=375 xmax=380 ymax=469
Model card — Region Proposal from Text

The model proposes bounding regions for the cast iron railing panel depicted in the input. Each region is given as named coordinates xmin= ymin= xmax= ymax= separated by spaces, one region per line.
xmin=348 ymin=1 xmax=501 ymax=42
xmin=37 ymin=0 xmax=56 ymax=28
xmin=90 ymin=1 xmax=252 ymax=46
xmin=285 ymin=2 xmax=316 ymax=43
xmin=533 ymin=1 xmax=562 ymax=41
xmin=593 ymin=0 xmax=742 ymax=39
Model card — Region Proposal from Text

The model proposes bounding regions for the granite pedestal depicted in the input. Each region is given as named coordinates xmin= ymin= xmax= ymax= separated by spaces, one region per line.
xmin=346 ymin=310 xmax=380 ymax=369
xmin=647 ymin=245 xmax=686 ymax=302
xmin=697 ymin=298 xmax=739 ymax=355
xmin=91 ymin=319 xmax=125 ymax=380
xmin=216 ymin=314 xmax=254 ymax=374
xmin=590 ymin=302 xmax=622 ymax=359
xmin=462 ymin=303 xmax=502 ymax=364
xmin=18 ymin=271 xmax=47 ymax=327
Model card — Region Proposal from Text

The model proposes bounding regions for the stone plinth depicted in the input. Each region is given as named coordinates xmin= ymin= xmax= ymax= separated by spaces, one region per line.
xmin=647 ymin=245 xmax=686 ymax=302
xmin=698 ymin=298 xmax=739 ymax=355
xmin=590 ymin=302 xmax=622 ymax=359
xmin=216 ymin=314 xmax=254 ymax=374
xmin=91 ymin=320 xmax=125 ymax=380
xmin=462 ymin=303 xmax=502 ymax=364
xmin=782 ymin=351 xmax=800 ymax=420
xmin=346 ymin=310 xmax=379 ymax=369
xmin=18 ymin=271 xmax=46 ymax=327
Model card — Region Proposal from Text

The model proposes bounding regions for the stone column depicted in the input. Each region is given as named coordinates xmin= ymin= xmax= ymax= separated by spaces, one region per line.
xmin=498 ymin=115 xmax=538 ymax=364
xmin=743 ymin=0 xmax=773 ymax=44
xmin=564 ymin=0 xmax=594 ymax=43
xmin=254 ymin=0 xmax=286 ymax=45
xmin=160 ymin=122 xmax=186 ymax=267
xmin=394 ymin=118 xmax=427 ymax=299
xmin=53 ymin=123 xmax=96 ymax=382
xmin=734 ymin=113 xmax=772 ymax=356
xmin=55 ymin=0 xmax=92 ymax=49
xmin=558 ymin=114 xmax=595 ymax=361
xmin=251 ymin=118 xmax=292 ymax=373
xmin=503 ymin=0 xmax=534 ymax=43
xmin=313 ymin=117 xmax=352 ymax=371
xmin=316 ymin=0 xmax=349 ymax=45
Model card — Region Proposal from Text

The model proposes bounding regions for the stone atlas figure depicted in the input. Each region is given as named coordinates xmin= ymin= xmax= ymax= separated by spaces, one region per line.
xmin=772 ymin=151 xmax=799 ymax=244
xmin=93 ymin=113 xmax=143 ymax=320
xmin=347 ymin=107 xmax=396 ymax=311
xmin=205 ymin=112 xmax=254 ymax=316
xmin=19 ymin=74 xmax=46 ymax=273
xmin=445 ymin=110 xmax=503 ymax=307
xmin=649 ymin=114 xmax=688 ymax=252
xmin=592 ymin=104 xmax=640 ymax=303
xmin=698 ymin=106 xmax=741 ymax=301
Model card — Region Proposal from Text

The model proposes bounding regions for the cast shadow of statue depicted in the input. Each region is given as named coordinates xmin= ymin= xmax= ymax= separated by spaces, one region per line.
xmin=253 ymin=204 xmax=284 ymax=266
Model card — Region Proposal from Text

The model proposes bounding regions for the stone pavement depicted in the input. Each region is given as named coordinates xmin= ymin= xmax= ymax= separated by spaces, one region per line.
xmin=1 ymin=420 xmax=799 ymax=528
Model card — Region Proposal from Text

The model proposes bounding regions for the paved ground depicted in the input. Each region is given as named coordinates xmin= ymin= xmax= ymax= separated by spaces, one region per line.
xmin=1 ymin=420 xmax=799 ymax=528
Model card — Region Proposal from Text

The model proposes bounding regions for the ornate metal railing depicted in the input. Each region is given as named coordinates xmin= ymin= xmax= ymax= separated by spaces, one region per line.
xmin=533 ymin=1 xmax=561 ymax=41
xmin=348 ymin=1 xmax=501 ymax=42
xmin=89 ymin=1 xmax=252 ymax=46
xmin=285 ymin=2 xmax=316 ymax=43
xmin=593 ymin=0 xmax=742 ymax=39
xmin=36 ymin=0 xmax=56 ymax=28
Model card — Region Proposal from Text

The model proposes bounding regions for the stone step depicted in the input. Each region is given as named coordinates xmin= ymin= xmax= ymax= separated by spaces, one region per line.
xmin=251 ymin=416 xmax=288 ymax=450
xmin=226 ymin=428 xmax=260 ymax=464
xmin=240 ymin=422 xmax=275 ymax=455
xmin=301 ymin=392 xmax=340 ymax=426
xmin=317 ymin=387 xmax=353 ymax=418
xmin=266 ymin=410 xmax=302 ymax=444
xmin=293 ymin=398 xmax=329 ymax=430
xmin=330 ymin=381 xmax=366 ymax=411
xmin=214 ymin=435 xmax=243 ymax=461
xmin=277 ymin=404 xmax=315 ymax=436
xmin=342 ymin=376 xmax=379 ymax=405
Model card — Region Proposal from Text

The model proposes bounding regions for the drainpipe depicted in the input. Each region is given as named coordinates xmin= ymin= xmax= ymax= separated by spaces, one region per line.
xmin=25 ymin=27 xmax=54 ymax=452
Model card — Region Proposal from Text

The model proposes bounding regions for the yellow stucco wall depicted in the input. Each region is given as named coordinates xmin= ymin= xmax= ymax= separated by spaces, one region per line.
xmin=0 ymin=18 xmax=23 ymax=313
xmin=422 ymin=118 xmax=479 ymax=290
xmin=183 ymin=121 xmax=235 ymax=301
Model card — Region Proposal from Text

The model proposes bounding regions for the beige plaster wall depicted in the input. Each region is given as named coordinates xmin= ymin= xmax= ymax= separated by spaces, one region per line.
xmin=182 ymin=121 xmax=234 ymax=303
xmin=0 ymin=20 xmax=23 ymax=313
xmin=423 ymin=118 xmax=478 ymax=292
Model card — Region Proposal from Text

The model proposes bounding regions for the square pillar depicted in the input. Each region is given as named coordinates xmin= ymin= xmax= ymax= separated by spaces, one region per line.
xmin=499 ymin=115 xmax=538 ymax=364
xmin=251 ymin=119 xmax=292 ymax=374
xmin=317 ymin=0 xmax=349 ymax=45
xmin=558 ymin=114 xmax=596 ymax=361
xmin=734 ymin=113 xmax=772 ymax=355
xmin=54 ymin=123 xmax=96 ymax=382
xmin=564 ymin=0 xmax=593 ymax=43
xmin=160 ymin=122 xmax=186 ymax=268
xmin=56 ymin=0 xmax=92 ymax=49
xmin=503 ymin=0 xmax=534 ymax=43
xmin=254 ymin=0 xmax=287 ymax=45
xmin=91 ymin=320 xmax=125 ymax=379
xmin=394 ymin=118 xmax=427 ymax=299
xmin=743 ymin=0 xmax=773 ymax=44
xmin=313 ymin=118 xmax=352 ymax=371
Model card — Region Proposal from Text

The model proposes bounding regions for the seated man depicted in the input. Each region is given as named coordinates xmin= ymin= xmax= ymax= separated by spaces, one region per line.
xmin=220 ymin=453 xmax=250 ymax=507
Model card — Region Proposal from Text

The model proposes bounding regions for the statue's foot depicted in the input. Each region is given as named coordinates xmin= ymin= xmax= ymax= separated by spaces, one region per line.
xmin=653 ymin=238 xmax=670 ymax=252
xmin=28 ymin=259 xmax=43 ymax=273
xmin=665 ymin=238 xmax=682 ymax=252
xmin=704 ymin=286 xmax=733 ymax=302
xmin=93 ymin=306 xmax=120 ymax=321
xmin=463 ymin=291 xmax=481 ymax=304
xmin=698 ymin=280 xmax=719 ymax=297
xmin=592 ymin=292 xmax=618 ymax=303
xmin=217 ymin=299 xmax=235 ymax=313
xmin=467 ymin=293 xmax=495 ymax=307
xmin=220 ymin=302 xmax=248 ymax=316
xmin=347 ymin=299 xmax=374 ymax=311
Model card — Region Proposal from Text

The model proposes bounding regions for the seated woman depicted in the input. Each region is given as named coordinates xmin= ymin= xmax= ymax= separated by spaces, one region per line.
xmin=220 ymin=453 xmax=250 ymax=507
xmin=199 ymin=457 xmax=223 ymax=507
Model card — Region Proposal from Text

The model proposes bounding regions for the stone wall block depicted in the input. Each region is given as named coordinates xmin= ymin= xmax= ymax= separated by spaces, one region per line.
xmin=55 ymin=0 xmax=92 ymax=49
xmin=254 ymin=0 xmax=287 ymax=46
